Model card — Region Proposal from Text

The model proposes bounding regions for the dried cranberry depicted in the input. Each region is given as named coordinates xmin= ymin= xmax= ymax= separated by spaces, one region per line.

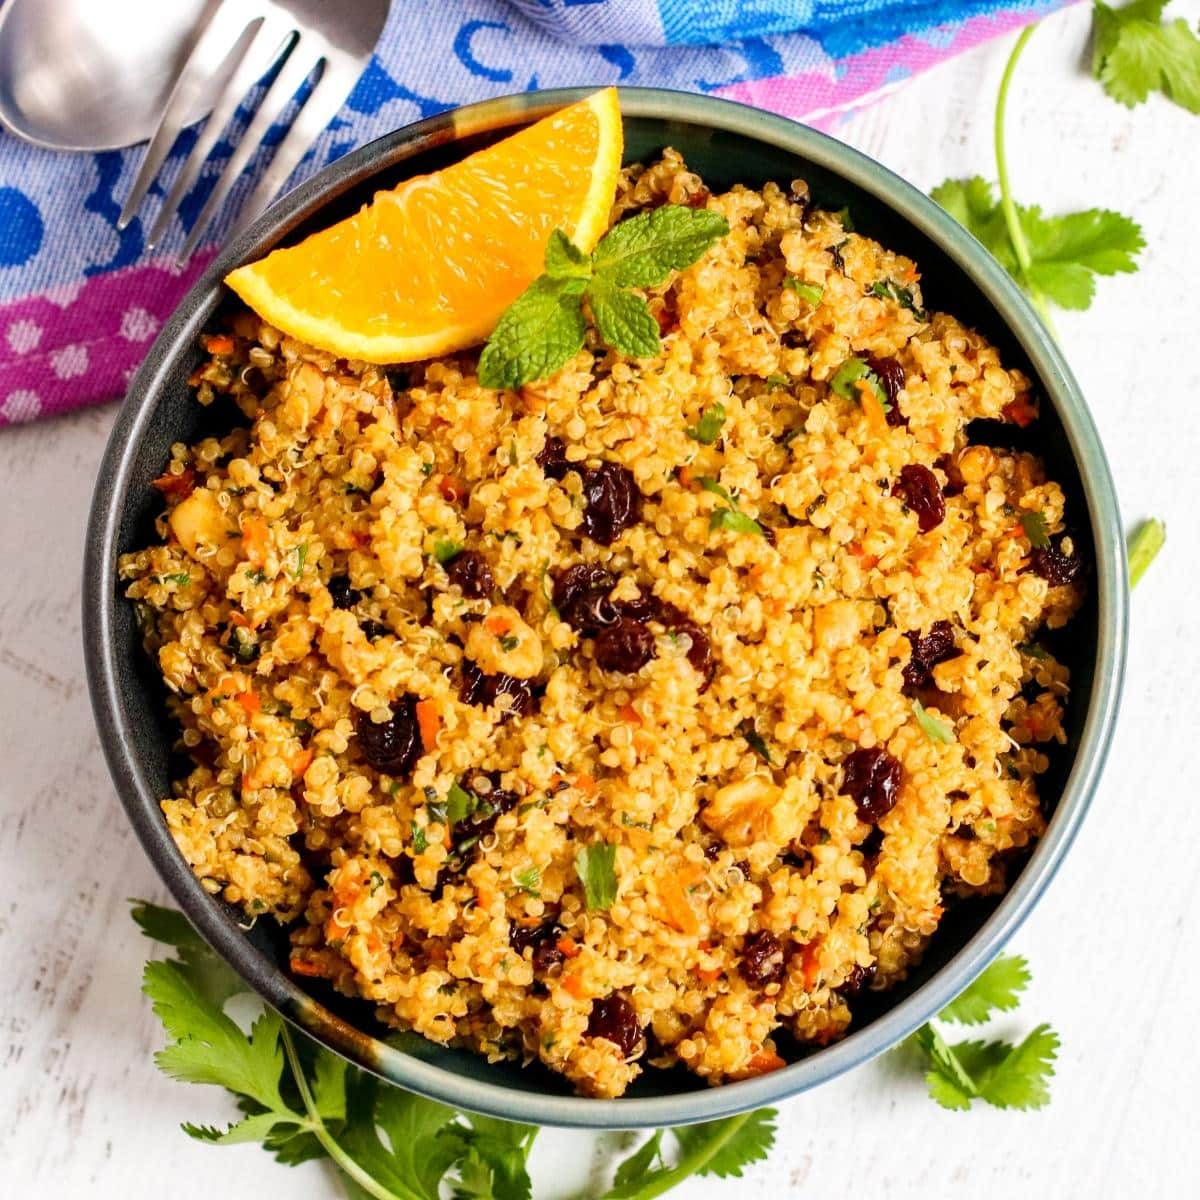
xmin=445 ymin=550 xmax=494 ymax=599
xmin=460 ymin=775 xmax=519 ymax=843
xmin=866 ymin=355 xmax=907 ymax=426
xmin=328 ymin=574 xmax=361 ymax=610
xmin=935 ymin=453 xmax=965 ymax=497
xmin=841 ymin=746 xmax=903 ymax=824
xmin=740 ymin=930 xmax=786 ymax=987
xmin=580 ymin=462 xmax=643 ymax=546
xmin=594 ymin=619 xmax=656 ymax=673
xmin=836 ymin=962 xmax=876 ymax=998
xmin=675 ymin=621 xmax=715 ymax=690
xmin=552 ymin=564 xmax=619 ymax=634
xmin=510 ymin=921 xmax=565 ymax=972
xmin=460 ymin=662 xmax=533 ymax=718
xmin=654 ymin=290 xmax=679 ymax=336
xmin=902 ymin=620 xmax=959 ymax=689
xmin=858 ymin=826 xmax=885 ymax=860
xmin=1031 ymin=536 xmax=1084 ymax=587
xmin=893 ymin=464 xmax=946 ymax=533
xmin=356 ymin=696 xmax=422 ymax=776
xmin=586 ymin=994 xmax=643 ymax=1058
xmin=537 ymin=436 xmax=571 ymax=481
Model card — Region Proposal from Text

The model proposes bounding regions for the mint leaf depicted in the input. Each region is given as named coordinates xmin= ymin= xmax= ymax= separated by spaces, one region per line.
xmin=477 ymin=275 xmax=587 ymax=390
xmin=912 ymin=698 xmax=955 ymax=744
xmin=591 ymin=204 xmax=729 ymax=288
xmin=544 ymin=229 xmax=592 ymax=278
xmin=575 ymin=841 xmax=618 ymax=910
xmin=586 ymin=276 xmax=662 ymax=358
xmin=685 ymin=401 xmax=727 ymax=445
xmin=1128 ymin=516 xmax=1166 ymax=587
xmin=1019 ymin=511 xmax=1051 ymax=549
xmin=1092 ymin=0 xmax=1200 ymax=112
xmin=938 ymin=954 xmax=1031 ymax=1025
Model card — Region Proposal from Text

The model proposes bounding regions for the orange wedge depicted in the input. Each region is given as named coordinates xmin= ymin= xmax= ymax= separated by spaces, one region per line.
xmin=225 ymin=89 xmax=623 ymax=363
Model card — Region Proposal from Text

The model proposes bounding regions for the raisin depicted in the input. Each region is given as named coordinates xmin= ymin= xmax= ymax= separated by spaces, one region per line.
xmin=594 ymin=618 xmax=656 ymax=673
xmin=586 ymin=993 xmax=643 ymax=1058
xmin=615 ymin=593 xmax=664 ymax=623
xmin=865 ymin=355 xmax=907 ymax=427
xmin=893 ymin=464 xmax=946 ymax=533
xmin=328 ymin=574 xmax=361 ymax=610
xmin=841 ymin=746 xmax=903 ymax=824
xmin=459 ymin=774 xmax=519 ymax=843
xmin=902 ymin=620 xmax=959 ymax=689
xmin=445 ymin=550 xmax=494 ymax=599
xmin=936 ymin=453 xmax=965 ymax=496
xmin=552 ymin=564 xmax=619 ymax=635
xmin=740 ymin=930 xmax=786 ymax=987
xmin=360 ymin=619 xmax=389 ymax=641
xmin=510 ymin=921 xmax=565 ymax=972
xmin=858 ymin=826 xmax=885 ymax=860
xmin=703 ymin=842 xmax=723 ymax=862
xmin=836 ymin=962 xmax=876 ymax=998
xmin=580 ymin=461 xmax=643 ymax=545
xmin=356 ymin=696 xmax=422 ymax=776
xmin=654 ymin=290 xmax=679 ymax=336
xmin=536 ymin=436 xmax=571 ymax=481
xmin=460 ymin=662 xmax=534 ymax=718
xmin=683 ymin=186 xmax=711 ymax=209
xmin=1031 ymin=536 xmax=1084 ymax=587
xmin=675 ymin=621 xmax=715 ymax=691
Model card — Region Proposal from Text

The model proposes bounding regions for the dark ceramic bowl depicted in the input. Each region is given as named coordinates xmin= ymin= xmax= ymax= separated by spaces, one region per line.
xmin=84 ymin=86 xmax=1127 ymax=1128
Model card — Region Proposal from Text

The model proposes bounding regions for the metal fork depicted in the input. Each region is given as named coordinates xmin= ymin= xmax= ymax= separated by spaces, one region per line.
xmin=118 ymin=0 xmax=389 ymax=261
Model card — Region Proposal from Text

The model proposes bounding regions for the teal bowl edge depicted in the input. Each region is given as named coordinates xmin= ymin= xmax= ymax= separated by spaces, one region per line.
xmin=84 ymin=85 xmax=1129 ymax=1130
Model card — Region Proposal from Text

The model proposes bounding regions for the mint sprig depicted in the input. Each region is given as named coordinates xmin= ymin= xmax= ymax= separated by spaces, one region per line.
xmin=477 ymin=206 xmax=729 ymax=390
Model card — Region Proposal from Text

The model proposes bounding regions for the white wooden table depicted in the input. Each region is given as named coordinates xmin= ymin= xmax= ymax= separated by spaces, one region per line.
xmin=3 ymin=7 xmax=1198 ymax=1194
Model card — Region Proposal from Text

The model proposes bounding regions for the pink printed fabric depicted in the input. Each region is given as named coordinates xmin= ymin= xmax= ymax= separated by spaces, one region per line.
xmin=0 ymin=3 xmax=1071 ymax=428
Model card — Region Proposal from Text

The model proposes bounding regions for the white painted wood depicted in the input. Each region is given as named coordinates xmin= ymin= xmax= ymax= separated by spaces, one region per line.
xmin=3 ymin=5 xmax=1198 ymax=1194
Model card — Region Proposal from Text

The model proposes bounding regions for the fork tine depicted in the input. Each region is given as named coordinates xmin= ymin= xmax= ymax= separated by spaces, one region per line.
xmin=118 ymin=5 xmax=259 ymax=231
xmin=227 ymin=55 xmax=359 ymax=240
xmin=145 ymin=20 xmax=293 ymax=251
xmin=177 ymin=40 xmax=325 ymax=262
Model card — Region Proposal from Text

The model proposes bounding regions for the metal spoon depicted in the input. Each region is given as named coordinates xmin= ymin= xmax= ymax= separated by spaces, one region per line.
xmin=0 ymin=0 xmax=220 ymax=152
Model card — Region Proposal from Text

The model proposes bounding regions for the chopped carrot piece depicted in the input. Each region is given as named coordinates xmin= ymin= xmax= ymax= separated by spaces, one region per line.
xmin=697 ymin=965 xmax=722 ymax=983
xmin=800 ymin=940 xmax=822 ymax=991
xmin=746 ymin=1049 xmax=786 ymax=1074
xmin=415 ymin=698 xmax=441 ymax=751
xmin=152 ymin=467 xmax=196 ymax=499
xmin=574 ymin=773 xmax=597 ymax=797
xmin=203 ymin=333 xmax=235 ymax=355
xmin=659 ymin=865 xmax=702 ymax=936
xmin=242 ymin=516 xmax=269 ymax=566
xmin=235 ymin=691 xmax=260 ymax=716
xmin=291 ymin=748 xmax=314 ymax=778
xmin=677 ymin=464 xmax=695 ymax=489
xmin=325 ymin=914 xmax=352 ymax=943
xmin=556 ymin=935 xmax=580 ymax=958
xmin=618 ymin=703 xmax=641 ymax=725
xmin=289 ymin=955 xmax=330 ymax=978
xmin=561 ymin=972 xmax=587 ymax=999
xmin=856 ymin=379 xmax=889 ymax=435
xmin=1003 ymin=396 xmax=1038 ymax=428
xmin=483 ymin=612 xmax=513 ymax=636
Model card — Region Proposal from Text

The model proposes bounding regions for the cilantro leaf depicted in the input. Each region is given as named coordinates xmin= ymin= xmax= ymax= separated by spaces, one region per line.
xmin=441 ymin=1114 xmax=538 ymax=1200
xmin=544 ymin=228 xmax=591 ymax=278
xmin=685 ymin=401 xmax=727 ymax=444
xmin=783 ymin=277 xmax=824 ymax=304
xmin=575 ymin=841 xmax=618 ymax=910
xmin=433 ymin=538 xmax=464 ymax=564
xmin=131 ymin=899 xmax=241 ymax=1007
xmin=1128 ymin=516 xmax=1166 ymax=587
xmin=1092 ymin=0 xmax=1200 ymax=112
xmin=974 ymin=1023 xmax=1059 ymax=1110
xmin=697 ymin=477 xmax=734 ymax=506
xmin=586 ymin=276 xmax=662 ymax=359
xmin=938 ymin=954 xmax=1032 ymax=1025
xmin=710 ymin=508 xmax=766 ymax=537
xmin=477 ymin=275 xmax=588 ymax=390
xmin=610 ymin=1132 xmax=664 ymax=1193
xmin=830 ymin=357 xmax=889 ymax=410
xmin=931 ymin=177 xmax=1144 ymax=312
xmin=591 ymin=204 xmax=729 ymax=288
xmin=1019 ymin=511 xmax=1051 ymax=549
xmin=912 ymin=698 xmax=955 ymax=744
xmin=738 ymin=718 xmax=774 ymax=764
xmin=870 ymin=278 xmax=927 ymax=320
xmin=445 ymin=781 xmax=478 ymax=825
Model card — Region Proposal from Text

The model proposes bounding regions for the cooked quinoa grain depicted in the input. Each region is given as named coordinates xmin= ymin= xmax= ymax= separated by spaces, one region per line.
xmin=121 ymin=153 xmax=1083 ymax=1098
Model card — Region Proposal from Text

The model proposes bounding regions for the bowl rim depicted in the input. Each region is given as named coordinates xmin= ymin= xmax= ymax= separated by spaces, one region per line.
xmin=83 ymin=84 xmax=1128 ymax=1129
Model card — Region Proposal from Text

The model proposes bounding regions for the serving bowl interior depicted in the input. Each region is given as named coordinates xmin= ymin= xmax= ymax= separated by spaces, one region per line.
xmin=84 ymin=86 xmax=1127 ymax=1128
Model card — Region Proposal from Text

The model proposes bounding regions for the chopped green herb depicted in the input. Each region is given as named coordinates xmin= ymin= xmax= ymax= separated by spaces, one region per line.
xmin=445 ymin=782 xmax=478 ymax=825
xmin=432 ymin=538 xmax=464 ymax=564
xmin=1021 ymin=641 xmax=1050 ymax=661
xmin=870 ymin=278 xmax=927 ymax=320
xmin=508 ymin=440 xmax=519 ymax=466
xmin=1128 ymin=516 xmax=1166 ymax=588
xmin=738 ymin=719 xmax=774 ymax=765
xmin=368 ymin=870 xmax=385 ymax=896
xmin=160 ymin=572 xmax=191 ymax=586
xmin=539 ymin=559 xmax=558 ymax=618
xmin=685 ymin=401 xmax=727 ymax=445
xmin=1092 ymin=0 xmax=1200 ymax=113
xmin=498 ymin=633 xmax=519 ymax=652
xmin=912 ymin=698 xmax=955 ymax=744
xmin=420 ymin=460 xmax=434 ymax=477
xmin=411 ymin=822 xmax=427 ymax=853
xmin=574 ymin=841 xmax=618 ymax=911
xmin=291 ymin=542 xmax=308 ymax=580
xmin=765 ymin=373 xmax=790 ymax=390
xmin=699 ymin=478 xmax=767 ymax=538
xmin=513 ymin=866 xmax=541 ymax=898
xmin=830 ymin=357 xmax=889 ymax=410
xmin=246 ymin=567 xmax=268 ymax=584
xmin=1019 ymin=510 xmax=1051 ymax=549
xmin=833 ymin=206 xmax=856 ymax=232
xmin=783 ymin=277 xmax=824 ymax=305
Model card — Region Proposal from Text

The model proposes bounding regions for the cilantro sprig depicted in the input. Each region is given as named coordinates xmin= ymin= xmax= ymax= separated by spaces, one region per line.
xmin=1092 ymin=0 xmax=1200 ymax=112
xmin=905 ymin=954 xmax=1059 ymax=1111
xmin=478 ymin=208 xmax=729 ymax=390
xmin=932 ymin=24 xmax=1145 ymax=327
xmin=132 ymin=899 xmax=780 ymax=1199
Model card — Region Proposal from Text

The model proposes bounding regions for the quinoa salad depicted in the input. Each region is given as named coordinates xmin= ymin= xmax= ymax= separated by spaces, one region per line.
xmin=120 ymin=151 xmax=1085 ymax=1099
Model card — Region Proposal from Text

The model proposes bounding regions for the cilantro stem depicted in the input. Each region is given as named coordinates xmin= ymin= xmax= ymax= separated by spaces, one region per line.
xmin=622 ymin=1113 xmax=753 ymax=1199
xmin=280 ymin=1025 xmax=410 ymax=1200
xmin=994 ymin=24 xmax=1058 ymax=338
